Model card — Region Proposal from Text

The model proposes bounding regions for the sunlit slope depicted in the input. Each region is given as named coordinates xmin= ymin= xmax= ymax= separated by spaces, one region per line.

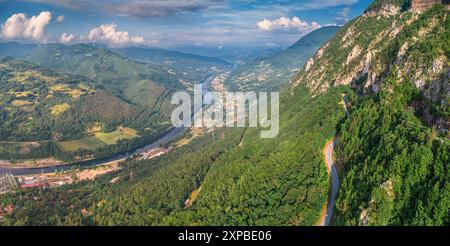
xmin=0 ymin=43 xmax=184 ymax=114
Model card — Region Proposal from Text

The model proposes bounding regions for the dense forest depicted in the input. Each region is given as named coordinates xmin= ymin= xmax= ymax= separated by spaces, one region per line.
xmin=161 ymin=86 xmax=349 ymax=225
xmin=335 ymin=90 xmax=449 ymax=225
xmin=0 ymin=128 xmax=244 ymax=225
xmin=0 ymin=84 xmax=350 ymax=225
xmin=334 ymin=4 xmax=450 ymax=225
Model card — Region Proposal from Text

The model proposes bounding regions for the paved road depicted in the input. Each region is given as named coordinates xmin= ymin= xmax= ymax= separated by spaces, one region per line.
xmin=320 ymin=139 xmax=340 ymax=226
xmin=320 ymin=94 xmax=348 ymax=226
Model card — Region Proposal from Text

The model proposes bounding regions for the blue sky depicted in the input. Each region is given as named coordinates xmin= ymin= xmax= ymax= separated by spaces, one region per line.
xmin=0 ymin=0 xmax=373 ymax=48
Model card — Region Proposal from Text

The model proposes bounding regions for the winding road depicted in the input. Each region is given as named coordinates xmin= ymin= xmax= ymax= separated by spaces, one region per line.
xmin=319 ymin=94 xmax=348 ymax=226
xmin=320 ymin=138 xmax=340 ymax=226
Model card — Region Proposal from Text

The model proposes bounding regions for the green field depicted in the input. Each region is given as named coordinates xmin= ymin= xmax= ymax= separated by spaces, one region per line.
xmin=56 ymin=127 xmax=139 ymax=152
xmin=56 ymin=137 xmax=106 ymax=152
xmin=94 ymin=127 xmax=139 ymax=145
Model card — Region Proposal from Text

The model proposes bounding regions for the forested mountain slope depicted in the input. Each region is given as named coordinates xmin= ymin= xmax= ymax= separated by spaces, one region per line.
xmin=0 ymin=43 xmax=184 ymax=113
xmin=225 ymin=26 xmax=340 ymax=91
xmin=0 ymin=35 xmax=349 ymax=226
xmin=0 ymin=43 xmax=197 ymax=160
xmin=289 ymin=0 xmax=449 ymax=225
xmin=0 ymin=84 xmax=349 ymax=225
xmin=0 ymin=57 xmax=113 ymax=141
xmin=0 ymin=57 xmax=170 ymax=161
xmin=159 ymin=86 xmax=348 ymax=225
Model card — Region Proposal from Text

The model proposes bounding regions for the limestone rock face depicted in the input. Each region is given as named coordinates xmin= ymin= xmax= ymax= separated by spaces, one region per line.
xmin=411 ymin=0 xmax=446 ymax=12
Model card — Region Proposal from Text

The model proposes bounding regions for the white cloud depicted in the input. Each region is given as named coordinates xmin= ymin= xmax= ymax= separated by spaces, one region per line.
xmin=1 ymin=11 xmax=52 ymax=41
xmin=23 ymin=0 xmax=224 ymax=18
xmin=334 ymin=7 xmax=351 ymax=25
xmin=257 ymin=16 xmax=321 ymax=34
xmin=59 ymin=33 xmax=75 ymax=43
xmin=56 ymin=15 xmax=65 ymax=23
xmin=87 ymin=24 xmax=145 ymax=46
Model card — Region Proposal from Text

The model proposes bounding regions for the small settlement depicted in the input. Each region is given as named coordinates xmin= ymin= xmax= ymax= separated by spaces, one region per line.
xmin=0 ymin=146 xmax=172 ymax=195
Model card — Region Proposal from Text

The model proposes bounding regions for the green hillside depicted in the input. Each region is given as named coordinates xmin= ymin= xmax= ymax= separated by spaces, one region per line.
xmin=0 ymin=57 xmax=169 ymax=161
xmin=1 ymin=57 xmax=106 ymax=140
xmin=30 ymin=44 xmax=182 ymax=110
xmin=0 ymin=43 xmax=187 ymax=113
xmin=0 ymin=84 xmax=349 ymax=225
xmin=291 ymin=1 xmax=449 ymax=225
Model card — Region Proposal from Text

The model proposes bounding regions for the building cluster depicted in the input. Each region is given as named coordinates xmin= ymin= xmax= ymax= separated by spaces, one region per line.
xmin=17 ymin=175 xmax=73 ymax=189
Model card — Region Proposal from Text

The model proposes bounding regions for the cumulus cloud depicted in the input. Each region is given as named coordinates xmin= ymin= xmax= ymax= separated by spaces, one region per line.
xmin=1 ymin=11 xmax=52 ymax=41
xmin=257 ymin=16 xmax=321 ymax=34
xmin=59 ymin=33 xmax=75 ymax=43
xmin=87 ymin=24 xmax=145 ymax=46
xmin=56 ymin=15 xmax=65 ymax=23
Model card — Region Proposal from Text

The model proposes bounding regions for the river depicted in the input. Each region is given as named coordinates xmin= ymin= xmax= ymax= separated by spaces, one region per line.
xmin=0 ymin=75 xmax=215 ymax=176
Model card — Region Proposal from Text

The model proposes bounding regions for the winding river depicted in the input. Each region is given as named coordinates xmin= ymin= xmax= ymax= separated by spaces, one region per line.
xmin=0 ymin=75 xmax=215 ymax=176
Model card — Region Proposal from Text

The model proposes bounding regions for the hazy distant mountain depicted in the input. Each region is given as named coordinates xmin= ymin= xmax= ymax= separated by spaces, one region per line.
xmin=225 ymin=26 xmax=340 ymax=91
xmin=173 ymin=45 xmax=283 ymax=64
xmin=113 ymin=46 xmax=231 ymax=67
xmin=113 ymin=46 xmax=232 ymax=82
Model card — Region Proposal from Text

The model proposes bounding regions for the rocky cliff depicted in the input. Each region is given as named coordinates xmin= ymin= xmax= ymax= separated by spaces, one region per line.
xmin=297 ymin=0 xmax=450 ymax=225
xmin=411 ymin=0 xmax=446 ymax=12
xmin=291 ymin=0 xmax=448 ymax=130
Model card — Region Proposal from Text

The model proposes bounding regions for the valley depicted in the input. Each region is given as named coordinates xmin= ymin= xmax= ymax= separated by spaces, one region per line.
xmin=0 ymin=0 xmax=448 ymax=227
xmin=0 ymin=70 xmax=222 ymax=191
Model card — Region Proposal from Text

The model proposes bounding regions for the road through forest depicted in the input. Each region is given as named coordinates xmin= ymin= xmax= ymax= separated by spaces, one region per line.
xmin=319 ymin=94 xmax=348 ymax=226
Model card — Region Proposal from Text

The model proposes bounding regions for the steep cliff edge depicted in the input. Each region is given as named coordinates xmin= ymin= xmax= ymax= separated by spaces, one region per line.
xmin=292 ymin=0 xmax=448 ymax=131
xmin=290 ymin=0 xmax=449 ymax=225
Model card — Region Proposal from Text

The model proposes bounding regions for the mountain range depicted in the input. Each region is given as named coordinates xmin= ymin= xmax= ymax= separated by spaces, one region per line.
xmin=225 ymin=26 xmax=340 ymax=91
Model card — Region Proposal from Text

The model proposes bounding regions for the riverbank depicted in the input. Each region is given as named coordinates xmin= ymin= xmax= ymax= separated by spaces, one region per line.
xmin=0 ymin=158 xmax=64 ymax=169
xmin=13 ymin=145 xmax=174 ymax=190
